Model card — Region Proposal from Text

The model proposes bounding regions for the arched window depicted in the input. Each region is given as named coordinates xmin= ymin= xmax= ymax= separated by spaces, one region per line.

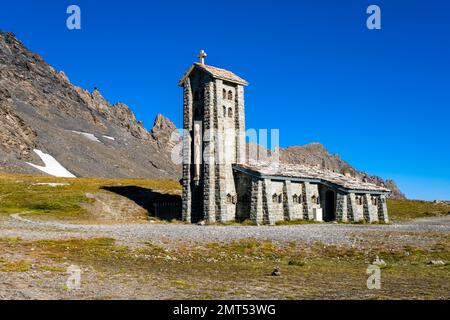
xmin=228 ymin=90 xmax=233 ymax=100
xmin=228 ymin=107 xmax=233 ymax=118
xmin=356 ymin=196 xmax=363 ymax=206
xmin=293 ymin=194 xmax=298 ymax=203
xmin=272 ymin=193 xmax=278 ymax=203
xmin=278 ymin=194 xmax=283 ymax=203
xmin=227 ymin=193 xmax=232 ymax=204
xmin=223 ymin=89 xmax=227 ymax=99
xmin=223 ymin=106 xmax=226 ymax=117
xmin=372 ymin=196 xmax=378 ymax=206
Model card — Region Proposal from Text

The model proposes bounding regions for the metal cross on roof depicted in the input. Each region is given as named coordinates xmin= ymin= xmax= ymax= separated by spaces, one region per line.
xmin=198 ymin=50 xmax=207 ymax=65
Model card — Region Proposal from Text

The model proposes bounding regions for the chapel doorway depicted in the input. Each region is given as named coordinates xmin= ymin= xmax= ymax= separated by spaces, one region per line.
xmin=324 ymin=190 xmax=336 ymax=222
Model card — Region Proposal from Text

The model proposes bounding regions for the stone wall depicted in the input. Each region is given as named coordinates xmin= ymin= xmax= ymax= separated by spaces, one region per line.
xmin=377 ymin=194 xmax=389 ymax=223
xmin=239 ymin=175 xmax=389 ymax=225
xmin=336 ymin=192 xmax=348 ymax=222
xmin=181 ymin=68 xmax=246 ymax=223
xmin=180 ymin=65 xmax=389 ymax=225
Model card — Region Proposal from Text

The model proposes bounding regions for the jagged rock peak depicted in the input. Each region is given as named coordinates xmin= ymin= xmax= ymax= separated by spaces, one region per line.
xmin=152 ymin=113 xmax=176 ymax=131
xmin=151 ymin=114 xmax=180 ymax=149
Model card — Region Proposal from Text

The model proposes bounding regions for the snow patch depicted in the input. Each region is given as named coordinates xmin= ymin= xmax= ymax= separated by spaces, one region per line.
xmin=102 ymin=135 xmax=115 ymax=141
xmin=26 ymin=149 xmax=76 ymax=178
xmin=71 ymin=130 xmax=101 ymax=143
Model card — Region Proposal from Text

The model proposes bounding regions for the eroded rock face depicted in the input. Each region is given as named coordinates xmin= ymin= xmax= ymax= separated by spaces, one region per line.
xmin=151 ymin=114 xmax=180 ymax=150
xmin=384 ymin=180 xmax=406 ymax=200
xmin=0 ymin=31 xmax=180 ymax=179
xmin=0 ymin=99 xmax=37 ymax=161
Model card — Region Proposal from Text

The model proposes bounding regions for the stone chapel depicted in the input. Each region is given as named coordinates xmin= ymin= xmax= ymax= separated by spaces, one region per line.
xmin=179 ymin=51 xmax=390 ymax=225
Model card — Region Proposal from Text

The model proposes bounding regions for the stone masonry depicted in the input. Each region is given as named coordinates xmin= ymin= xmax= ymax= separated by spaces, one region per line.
xmin=180 ymin=51 xmax=390 ymax=225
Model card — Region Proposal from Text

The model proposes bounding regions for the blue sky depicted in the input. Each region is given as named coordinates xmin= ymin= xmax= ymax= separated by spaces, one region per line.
xmin=1 ymin=0 xmax=449 ymax=200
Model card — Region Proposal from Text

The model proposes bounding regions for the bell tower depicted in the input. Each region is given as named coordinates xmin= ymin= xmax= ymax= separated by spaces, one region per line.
xmin=179 ymin=51 xmax=248 ymax=223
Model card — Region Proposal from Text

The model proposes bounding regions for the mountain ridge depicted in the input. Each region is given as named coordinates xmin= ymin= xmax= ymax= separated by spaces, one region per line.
xmin=0 ymin=31 xmax=405 ymax=199
xmin=0 ymin=31 xmax=180 ymax=179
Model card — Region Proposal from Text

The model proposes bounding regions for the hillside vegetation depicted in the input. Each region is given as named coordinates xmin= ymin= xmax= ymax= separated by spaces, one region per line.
xmin=388 ymin=199 xmax=450 ymax=221
xmin=0 ymin=173 xmax=180 ymax=222
xmin=0 ymin=174 xmax=447 ymax=223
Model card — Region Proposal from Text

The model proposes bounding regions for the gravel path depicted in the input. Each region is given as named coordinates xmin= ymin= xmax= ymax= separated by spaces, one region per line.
xmin=1 ymin=214 xmax=449 ymax=247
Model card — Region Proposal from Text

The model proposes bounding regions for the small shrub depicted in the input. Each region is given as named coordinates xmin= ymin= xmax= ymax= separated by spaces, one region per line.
xmin=1 ymin=260 xmax=32 ymax=272
xmin=288 ymin=259 xmax=306 ymax=267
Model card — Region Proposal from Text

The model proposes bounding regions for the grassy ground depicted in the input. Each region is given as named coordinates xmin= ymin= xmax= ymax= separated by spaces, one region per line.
xmin=0 ymin=174 xmax=449 ymax=299
xmin=0 ymin=236 xmax=448 ymax=299
xmin=0 ymin=173 xmax=180 ymax=221
xmin=388 ymin=199 xmax=450 ymax=221
xmin=1 ymin=174 xmax=448 ymax=223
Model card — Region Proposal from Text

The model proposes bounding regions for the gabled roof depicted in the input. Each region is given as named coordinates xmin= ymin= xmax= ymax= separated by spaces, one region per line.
xmin=178 ymin=62 xmax=248 ymax=86
xmin=234 ymin=163 xmax=391 ymax=194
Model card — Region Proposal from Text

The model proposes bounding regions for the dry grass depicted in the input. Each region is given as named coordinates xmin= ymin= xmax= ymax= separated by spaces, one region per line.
xmin=388 ymin=199 xmax=450 ymax=221
xmin=0 ymin=260 xmax=32 ymax=272
xmin=0 ymin=173 xmax=180 ymax=221
xmin=1 ymin=173 xmax=447 ymax=224
xmin=0 ymin=236 xmax=448 ymax=299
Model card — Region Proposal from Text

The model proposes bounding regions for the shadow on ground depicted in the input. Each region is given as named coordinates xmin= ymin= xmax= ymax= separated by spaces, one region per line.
xmin=101 ymin=186 xmax=181 ymax=221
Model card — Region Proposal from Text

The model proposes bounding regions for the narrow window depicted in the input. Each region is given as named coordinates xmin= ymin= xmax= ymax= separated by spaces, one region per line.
xmin=223 ymin=89 xmax=227 ymax=99
xmin=356 ymin=196 xmax=363 ymax=206
xmin=272 ymin=194 xmax=278 ymax=203
xmin=372 ymin=196 xmax=378 ymax=206
xmin=278 ymin=194 xmax=283 ymax=203
xmin=223 ymin=106 xmax=226 ymax=117
xmin=293 ymin=194 xmax=298 ymax=203
xmin=227 ymin=193 xmax=232 ymax=204
xmin=228 ymin=107 xmax=233 ymax=118
xmin=228 ymin=90 xmax=233 ymax=100
xmin=311 ymin=195 xmax=316 ymax=204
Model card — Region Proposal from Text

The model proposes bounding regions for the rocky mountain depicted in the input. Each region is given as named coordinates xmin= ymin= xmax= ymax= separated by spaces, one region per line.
xmin=0 ymin=31 xmax=180 ymax=180
xmin=280 ymin=143 xmax=406 ymax=199
xmin=247 ymin=142 xmax=405 ymax=199
xmin=0 ymin=31 xmax=405 ymax=199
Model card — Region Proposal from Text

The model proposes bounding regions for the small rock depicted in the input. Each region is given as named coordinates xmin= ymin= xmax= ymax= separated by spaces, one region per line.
xmin=428 ymin=260 xmax=445 ymax=266
xmin=271 ymin=267 xmax=281 ymax=276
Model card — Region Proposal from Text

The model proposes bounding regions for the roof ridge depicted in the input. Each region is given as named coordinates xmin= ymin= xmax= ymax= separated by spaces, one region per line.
xmin=179 ymin=62 xmax=248 ymax=86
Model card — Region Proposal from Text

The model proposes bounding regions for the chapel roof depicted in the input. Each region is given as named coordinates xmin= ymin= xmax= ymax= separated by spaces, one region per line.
xmin=178 ymin=62 xmax=248 ymax=86
xmin=234 ymin=163 xmax=390 ymax=194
